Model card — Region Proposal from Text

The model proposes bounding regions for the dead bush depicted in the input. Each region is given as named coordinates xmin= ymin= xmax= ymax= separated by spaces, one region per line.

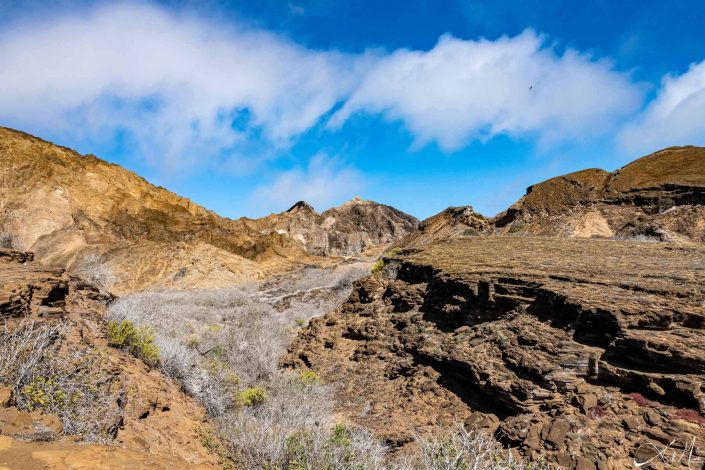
xmin=76 ymin=254 xmax=116 ymax=290
xmin=0 ymin=321 xmax=124 ymax=442
xmin=0 ymin=231 xmax=19 ymax=249
xmin=414 ymin=427 xmax=548 ymax=470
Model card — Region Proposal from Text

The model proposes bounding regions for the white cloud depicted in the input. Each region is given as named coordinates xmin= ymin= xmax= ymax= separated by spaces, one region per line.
xmin=0 ymin=2 xmax=364 ymax=171
xmin=330 ymin=30 xmax=643 ymax=151
xmin=619 ymin=60 xmax=705 ymax=152
xmin=248 ymin=154 xmax=365 ymax=214
xmin=0 ymin=4 xmax=644 ymax=172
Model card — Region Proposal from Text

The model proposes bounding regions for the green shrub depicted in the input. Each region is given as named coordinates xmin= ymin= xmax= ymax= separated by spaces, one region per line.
xmin=371 ymin=259 xmax=385 ymax=274
xmin=237 ymin=386 xmax=266 ymax=407
xmin=299 ymin=370 xmax=321 ymax=385
xmin=107 ymin=320 xmax=160 ymax=366
xmin=107 ymin=319 xmax=135 ymax=347
xmin=20 ymin=376 xmax=71 ymax=412
xmin=330 ymin=423 xmax=350 ymax=447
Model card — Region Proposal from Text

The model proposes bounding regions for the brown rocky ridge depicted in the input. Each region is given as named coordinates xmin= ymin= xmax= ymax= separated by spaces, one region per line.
xmin=0 ymin=248 xmax=221 ymax=469
xmin=0 ymin=127 xmax=417 ymax=293
xmin=493 ymin=146 xmax=705 ymax=243
xmin=286 ymin=237 xmax=705 ymax=468
xmin=398 ymin=146 xmax=705 ymax=248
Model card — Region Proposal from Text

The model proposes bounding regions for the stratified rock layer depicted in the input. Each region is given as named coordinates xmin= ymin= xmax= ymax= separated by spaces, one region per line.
xmin=286 ymin=237 xmax=705 ymax=468
xmin=0 ymin=127 xmax=417 ymax=292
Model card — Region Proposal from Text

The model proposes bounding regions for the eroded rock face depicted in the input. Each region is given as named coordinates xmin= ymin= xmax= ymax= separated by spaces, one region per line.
xmin=0 ymin=249 xmax=220 ymax=468
xmin=257 ymin=196 xmax=419 ymax=257
xmin=285 ymin=237 xmax=705 ymax=468
xmin=398 ymin=206 xmax=489 ymax=249
xmin=0 ymin=127 xmax=417 ymax=292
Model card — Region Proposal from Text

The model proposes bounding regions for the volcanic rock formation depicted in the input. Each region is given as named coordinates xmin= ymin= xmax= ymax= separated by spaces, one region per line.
xmin=0 ymin=127 xmax=417 ymax=292
xmin=286 ymin=237 xmax=705 ymax=468
xmin=397 ymin=206 xmax=490 ymax=249
xmin=494 ymin=146 xmax=705 ymax=243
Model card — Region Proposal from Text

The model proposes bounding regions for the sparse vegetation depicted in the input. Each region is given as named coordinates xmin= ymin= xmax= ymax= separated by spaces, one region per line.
xmin=0 ymin=321 xmax=123 ymax=442
xmin=416 ymin=427 xmax=547 ymax=470
xmin=299 ymin=370 xmax=321 ymax=385
xmin=76 ymin=253 xmax=116 ymax=290
xmin=673 ymin=408 xmax=705 ymax=425
xmin=106 ymin=271 xmax=372 ymax=468
xmin=107 ymin=319 xmax=160 ymax=366
xmin=627 ymin=392 xmax=653 ymax=407
xmin=105 ymin=267 xmax=535 ymax=469
xmin=371 ymin=259 xmax=385 ymax=273
xmin=236 ymin=386 xmax=266 ymax=407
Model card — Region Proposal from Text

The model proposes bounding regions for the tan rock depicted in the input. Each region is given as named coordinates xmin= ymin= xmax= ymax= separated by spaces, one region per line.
xmin=0 ymin=127 xmax=418 ymax=294
xmin=0 ymin=387 xmax=11 ymax=408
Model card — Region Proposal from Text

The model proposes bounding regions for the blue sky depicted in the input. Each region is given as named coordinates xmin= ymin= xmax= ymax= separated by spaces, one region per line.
xmin=1 ymin=0 xmax=705 ymax=219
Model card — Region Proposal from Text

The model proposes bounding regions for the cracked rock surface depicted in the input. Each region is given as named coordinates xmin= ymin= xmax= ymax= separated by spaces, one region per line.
xmin=286 ymin=237 xmax=705 ymax=468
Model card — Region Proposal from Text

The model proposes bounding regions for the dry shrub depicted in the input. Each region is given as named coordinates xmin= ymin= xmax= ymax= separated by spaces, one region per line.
xmin=76 ymin=254 xmax=116 ymax=290
xmin=413 ymin=427 xmax=548 ymax=470
xmin=0 ymin=321 xmax=61 ymax=392
xmin=0 ymin=321 xmax=124 ymax=442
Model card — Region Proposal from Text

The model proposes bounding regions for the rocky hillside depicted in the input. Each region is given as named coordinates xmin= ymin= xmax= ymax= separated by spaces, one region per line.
xmin=0 ymin=248 xmax=221 ymax=468
xmin=397 ymin=206 xmax=489 ymax=249
xmin=0 ymin=127 xmax=417 ymax=292
xmin=286 ymin=237 xmax=705 ymax=467
xmin=254 ymin=197 xmax=418 ymax=257
xmin=494 ymin=146 xmax=705 ymax=242
xmin=397 ymin=146 xmax=705 ymax=248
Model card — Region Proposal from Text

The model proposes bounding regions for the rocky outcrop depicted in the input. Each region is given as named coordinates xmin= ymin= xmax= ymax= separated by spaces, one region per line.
xmin=0 ymin=249 xmax=221 ymax=468
xmin=494 ymin=146 xmax=705 ymax=243
xmin=319 ymin=197 xmax=419 ymax=256
xmin=286 ymin=237 xmax=705 ymax=467
xmin=397 ymin=206 xmax=489 ymax=248
xmin=255 ymin=196 xmax=419 ymax=257
xmin=0 ymin=127 xmax=416 ymax=292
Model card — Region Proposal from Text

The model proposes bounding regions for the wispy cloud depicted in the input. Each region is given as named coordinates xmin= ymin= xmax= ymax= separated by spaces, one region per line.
xmin=619 ymin=59 xmax=705 ymax=152
xmin=248 ymin=154 xmax=365 ymax=214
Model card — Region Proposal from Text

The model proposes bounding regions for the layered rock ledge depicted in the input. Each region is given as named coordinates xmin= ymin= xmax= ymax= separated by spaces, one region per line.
xmin=285 ymin=237 xmax=705 ymax=468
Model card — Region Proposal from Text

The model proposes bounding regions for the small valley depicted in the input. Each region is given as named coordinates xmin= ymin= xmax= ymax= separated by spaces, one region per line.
xmin=1 ymin=128 xmax=704 ymax=469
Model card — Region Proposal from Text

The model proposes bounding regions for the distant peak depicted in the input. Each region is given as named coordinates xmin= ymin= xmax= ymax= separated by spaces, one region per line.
xmin=286 ymin=201 xmax=315 ymax=213
xmin=342 ymin=195 xmax=369 ymax=206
